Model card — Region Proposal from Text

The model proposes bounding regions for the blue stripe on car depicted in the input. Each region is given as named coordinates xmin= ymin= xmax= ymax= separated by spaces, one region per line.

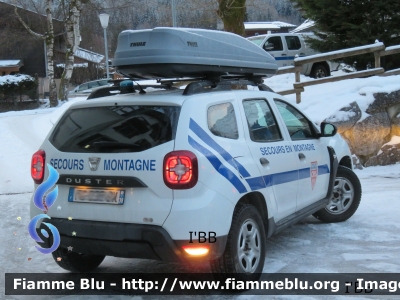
xmin=274 ymin=56 xmax=296 ymax=61
xmin=188 ymin=136 xmax=248 ymax=194
xmin=245 ymin=177 xmax=266 ymax=190
xmin=318 ymin=164 xmax=330 ymax=175
xmin=298 ymin=167 xmax=309 ymax=180
xmin=299 ymin=165 xmax=330 ymax=180
xmin=264 ymin=169 xmax=299 ymax=186
xmin=274 ymin=55 xmax=305 ymax=61
xmin=189 ymin=118 xmax=251 ymax=178
xmin=246 ymin=165 xmax=330 ymax=191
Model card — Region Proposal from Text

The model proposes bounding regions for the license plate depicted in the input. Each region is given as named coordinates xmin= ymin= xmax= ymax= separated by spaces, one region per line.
xmin=68 ymin=188 xmax=125 ymax=204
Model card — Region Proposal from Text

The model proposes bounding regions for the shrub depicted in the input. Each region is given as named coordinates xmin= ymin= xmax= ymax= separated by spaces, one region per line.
xmin=0 ymin=74 xmax=37 ymax=101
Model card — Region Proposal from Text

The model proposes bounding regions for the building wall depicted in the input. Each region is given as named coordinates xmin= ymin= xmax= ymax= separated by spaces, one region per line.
xmin=0 ymin=2 xmax=64 ymax=78
xmin=0 ymin=66 xmax=21 ymax=75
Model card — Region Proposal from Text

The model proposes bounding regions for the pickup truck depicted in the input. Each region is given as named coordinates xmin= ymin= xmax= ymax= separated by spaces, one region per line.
xmin=247 ymin=33 xmax=337 ymax=78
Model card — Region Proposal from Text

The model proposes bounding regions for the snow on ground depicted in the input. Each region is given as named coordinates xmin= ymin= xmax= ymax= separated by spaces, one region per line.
xmin=0 ymin=97 xmax=87 ymax=195
xmin=0 ymin=76 xmax=399 ymax=299
xmin=265 ymin=73 xmax=400 ymax=123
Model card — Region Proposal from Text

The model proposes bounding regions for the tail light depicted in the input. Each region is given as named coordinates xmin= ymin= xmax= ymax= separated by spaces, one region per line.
xmin=163 ymin=151 xmax=198 ymax=189
xmin=31 ymin=150 xmax=46 ymax=184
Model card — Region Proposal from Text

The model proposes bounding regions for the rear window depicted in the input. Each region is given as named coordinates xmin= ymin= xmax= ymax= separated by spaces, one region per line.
xmin=50 ymin=105 xmax=180 ymax=153
xmin=207 ymin=103 xmax=238 ymax=139
xmin=285 ymin=36 xmax=301 ymax=50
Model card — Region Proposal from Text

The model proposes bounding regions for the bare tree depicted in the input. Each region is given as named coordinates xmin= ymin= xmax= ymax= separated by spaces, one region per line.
xmin=217 ymin=0 xmax=247 ymax=36
xmin=14 ymin=0 xmax=58 ymax=107
xmin=58 ymin=0 xmax=85 ymax=101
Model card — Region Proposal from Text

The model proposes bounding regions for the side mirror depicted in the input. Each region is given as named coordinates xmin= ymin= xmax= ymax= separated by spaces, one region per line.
xmin=263 ymin=42 xmax=275 ymax=51
xmin=320 ymin=122 xmax=337 ymax=137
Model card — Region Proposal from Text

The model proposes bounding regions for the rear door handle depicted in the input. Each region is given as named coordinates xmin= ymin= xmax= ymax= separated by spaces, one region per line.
xmin=298 ymin=153 xmax=306 ymax=160
xmin=260 ymin=158 xmax=270 ymax=165
xmin=281 ymin=54 xmax=287 ymax=56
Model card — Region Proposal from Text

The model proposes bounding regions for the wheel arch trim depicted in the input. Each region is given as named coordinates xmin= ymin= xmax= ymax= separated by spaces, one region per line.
xmin=236 ymin=191 xmax=269 ymax=237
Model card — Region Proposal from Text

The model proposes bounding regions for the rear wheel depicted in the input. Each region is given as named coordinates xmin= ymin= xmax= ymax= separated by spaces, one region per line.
xmin=311 ymin=64 xmax=329 ymax=78
xmin=52 ymin=247 xmax=105 ymax=272
xmin=313 ymin=166 xmax=361 ymax=222
xmin=210 ymin=204 xmax=266 ymax=281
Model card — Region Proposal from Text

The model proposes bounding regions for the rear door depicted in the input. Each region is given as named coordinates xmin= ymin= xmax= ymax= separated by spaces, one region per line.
xmin=283 ymin=35 xmax=303 ymax=68
xmin=178 ymin=95 xmax=262 ymax=200
xmin=238 ymin=97 xmax=299 ymax=221
xmin=282 ymin=35 xmax=312 ymax=74
xmin=45 ymin=104 xmax=180 ymax=225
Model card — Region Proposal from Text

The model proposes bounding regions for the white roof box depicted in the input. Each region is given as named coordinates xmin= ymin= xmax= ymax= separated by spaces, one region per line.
xmin=112 ymin=27 xmax=278 ymax=79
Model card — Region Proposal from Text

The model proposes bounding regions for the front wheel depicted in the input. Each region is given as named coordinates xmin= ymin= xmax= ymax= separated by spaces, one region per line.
xmin=313 ymin=166 xmax=362 ymax=222
xmin=210 ymin=204 xmax=266 ymax=281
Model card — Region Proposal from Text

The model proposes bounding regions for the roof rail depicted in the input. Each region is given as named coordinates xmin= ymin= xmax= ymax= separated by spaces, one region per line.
xmin=87 ymin=76 xmax=274 ymax=100
xmin=182 ymin=77 xmax=274 ymax=95
xmin=87 ymin=82 xmax=175 ymax=100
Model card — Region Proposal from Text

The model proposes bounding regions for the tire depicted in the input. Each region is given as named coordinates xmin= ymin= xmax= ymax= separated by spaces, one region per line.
xmin=311 ymin=64 xmax=329 ymax=78
xmin=52 ymin=247 xmax=105 ymax=272
xmin=313 ymin=166 xmax=362 ymax=223
xmin=210 ymin=204 xmax=266 ymax=281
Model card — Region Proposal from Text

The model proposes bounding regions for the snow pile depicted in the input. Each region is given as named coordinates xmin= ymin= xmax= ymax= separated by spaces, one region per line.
xmin=326 ymin=110 xmax=357 ymax=123
xmin=377 ymin=136 xmax=400 ymax=155
xmin=0 ymin=74 xmax=34 ymax=86
xmin=290 ymin=18 xmax=315 ymax=33
xmin=0 ymin=96 xmax=87 ymax=194
xmin=265 ymin=73 xmax=400 ymax=124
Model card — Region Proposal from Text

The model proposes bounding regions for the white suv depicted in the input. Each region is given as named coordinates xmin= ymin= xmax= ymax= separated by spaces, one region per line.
xmin=30 ymin=80 xmax=361 ymax=279
xmin=247 ymin=33 xmax=338 ymax=78
xmin=30 ymin=28 xmax=361 ymax=280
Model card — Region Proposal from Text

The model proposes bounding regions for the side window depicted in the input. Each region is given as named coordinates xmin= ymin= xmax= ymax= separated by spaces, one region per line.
xmin=243 ymin=99 xmax=282 ymax=142
xmin=88 ymin=81 xmax=100 ymax=88
xmin=264 ymin=36 xmax=283 ymax=51
xmin=285 ymin=36 xmax=301 ymax=50
xmin=207 ymin=103 xmax=238 ymax=139
xmin=274 ymin=100 xmax=316 ymax=140
xmin=78 ymin=83 xmax=89 ymax=91
xmin=98 ymin=80 xmax=109 ymax=86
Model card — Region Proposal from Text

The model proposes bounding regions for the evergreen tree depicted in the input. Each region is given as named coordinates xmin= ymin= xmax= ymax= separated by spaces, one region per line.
xmin=291 ymin=0 xmax=400 ymax=69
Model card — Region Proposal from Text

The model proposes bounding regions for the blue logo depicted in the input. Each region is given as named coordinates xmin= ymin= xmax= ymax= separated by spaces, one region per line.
xmin=28 ymin=164 xmax=61 ymax=254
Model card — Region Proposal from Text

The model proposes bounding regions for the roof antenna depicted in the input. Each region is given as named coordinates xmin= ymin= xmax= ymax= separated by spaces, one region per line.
xmin=133 ymin=80 xmax=146 ymax=94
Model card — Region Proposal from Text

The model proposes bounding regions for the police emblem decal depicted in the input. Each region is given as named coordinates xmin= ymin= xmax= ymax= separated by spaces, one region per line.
xmin=88 ymin=157 xmax=101 ymax=171
xmin=310 ymin=161 xmax=318 ymax=190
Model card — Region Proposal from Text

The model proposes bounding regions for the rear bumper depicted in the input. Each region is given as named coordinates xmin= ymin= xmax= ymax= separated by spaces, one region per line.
xmin=37 ymin=218 xmax=227 ymax=262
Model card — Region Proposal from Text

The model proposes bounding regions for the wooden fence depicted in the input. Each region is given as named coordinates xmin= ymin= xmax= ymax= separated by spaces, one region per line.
xmin=275 ymin=42 xmax=400 ymax=103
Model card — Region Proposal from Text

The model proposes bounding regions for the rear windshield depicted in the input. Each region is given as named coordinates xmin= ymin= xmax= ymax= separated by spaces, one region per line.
xmin=50 ymin=105 xmax=180 ymax=153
